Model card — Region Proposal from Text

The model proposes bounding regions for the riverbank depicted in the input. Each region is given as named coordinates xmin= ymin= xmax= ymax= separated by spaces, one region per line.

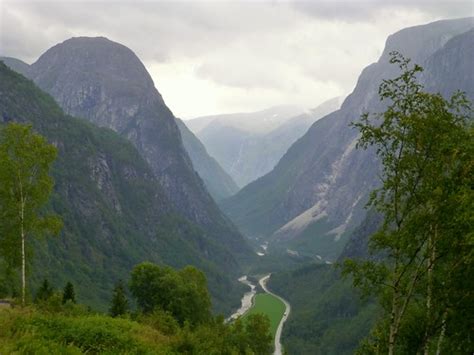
xmin=226 ymin=276 xmax=257 ymax=322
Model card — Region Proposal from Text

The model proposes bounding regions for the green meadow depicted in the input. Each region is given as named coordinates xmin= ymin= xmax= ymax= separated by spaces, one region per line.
xmin=243 ymin=293 xmax=285 ymax=339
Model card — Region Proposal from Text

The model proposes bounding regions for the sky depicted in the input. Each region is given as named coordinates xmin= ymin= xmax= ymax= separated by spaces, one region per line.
xmin=0 ymin=0 xmax=472 ymax=119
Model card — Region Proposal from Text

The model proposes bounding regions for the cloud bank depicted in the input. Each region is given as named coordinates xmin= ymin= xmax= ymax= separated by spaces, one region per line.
xmin=1 ymin=0 xmax=472 ymax=118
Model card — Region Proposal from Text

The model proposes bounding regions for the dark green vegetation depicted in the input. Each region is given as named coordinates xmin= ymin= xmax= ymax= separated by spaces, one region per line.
xmin=109 ymin=280 xmax=129 ymax=317
xmin=129 ymin=263 xmax=211 ymax=326
xmin=343 ymin=53 xmax=474 ymax=354
xmin=270 ymin=264 xmax=377 ymax=355
xmin=0 ymin=62 xmax=244 ymax=313
xmin=176 ymin=118 xmax=239 ymax=201
xmin=62 ymin=282 xmax=76 ymax=304
xmin=0 ymin=262 xmax=273 ymax=354
xmin=243 ymin=293 xmax=286 ymax=339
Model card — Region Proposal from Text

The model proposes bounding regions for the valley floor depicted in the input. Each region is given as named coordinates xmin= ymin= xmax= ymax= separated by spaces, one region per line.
xmin=236 ymin=274 xmax=290 ymax=355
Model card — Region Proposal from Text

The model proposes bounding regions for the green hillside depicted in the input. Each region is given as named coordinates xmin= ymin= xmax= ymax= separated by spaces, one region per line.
xmin=0 ymin=62 xmax=244 ymax=314
xmin=269 ymin=264 xmax=377 ymax=355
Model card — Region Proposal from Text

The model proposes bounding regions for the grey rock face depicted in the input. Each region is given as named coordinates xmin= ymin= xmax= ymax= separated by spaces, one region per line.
xmin=10 ymin=36 xmax=250 ymax=257
xmin=222 ymin=18 xmax=474 ymax=259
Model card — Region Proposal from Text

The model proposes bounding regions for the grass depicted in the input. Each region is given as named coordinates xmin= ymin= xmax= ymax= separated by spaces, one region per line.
xmin=243 ymin=293 xmax=286 ymax=339
xmin=0 ymin=307 xmax=172 ymax=354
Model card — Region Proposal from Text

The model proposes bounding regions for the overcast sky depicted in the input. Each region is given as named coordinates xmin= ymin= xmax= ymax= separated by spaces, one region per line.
xmin=0 ymin=0 xmax=472 ymax=119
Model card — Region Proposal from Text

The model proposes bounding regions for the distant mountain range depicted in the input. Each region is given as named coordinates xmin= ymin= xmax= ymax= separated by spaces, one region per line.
xmin=186 ymin=100 xmax=342 ymax=187
xmin=222 ymin=18 xmax=474 ymax=261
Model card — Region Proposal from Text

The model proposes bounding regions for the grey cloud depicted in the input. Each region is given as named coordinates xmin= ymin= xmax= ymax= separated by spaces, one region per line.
xmin=1 ymin=0 xmax=470 ymax=117
xmin=291 ymin=0 xmax=473 ymax=22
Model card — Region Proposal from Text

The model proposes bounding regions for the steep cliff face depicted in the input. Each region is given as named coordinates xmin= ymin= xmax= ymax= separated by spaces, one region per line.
xmin=0 ymin=62 xmax=245 ymax=313
xmin=222 ymin=18 xmax=474 ymax=260
xmin=6 ymin=37 xmax=250 ymax=258
xmin=176 ymin=118 xmax=239 ymax=201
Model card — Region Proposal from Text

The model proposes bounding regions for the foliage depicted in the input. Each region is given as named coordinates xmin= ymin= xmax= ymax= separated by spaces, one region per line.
xmin=109 ymin=280 xmax=129 ymax=317
xmin=129 ymin=262 xmax=211 ymax=326
xmin=62 ymin=282 xmax=76 ymax=304
xmin=0 ymin=260 xmax=274 ymax=354
xmin=0 ymin=123 xmax=62 ymax=305
xmin=173 ymin=313 xmax=272 ymax=354
xmin=344 ymin=52 xmax=474 ymax=354
xmin=0 ymin=307 xmax=171 ymax=354
xmin=35 ymin=279 xmax=54 ymax=303
xmin=138 ymin=308 xmax=180 ymax=336
xmin=270 ymin=263 xmax=377 ymax=355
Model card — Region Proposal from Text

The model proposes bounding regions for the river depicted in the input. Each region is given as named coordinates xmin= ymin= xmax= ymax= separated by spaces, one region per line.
xmin=226 ymin=275 xmax=257 ymax=322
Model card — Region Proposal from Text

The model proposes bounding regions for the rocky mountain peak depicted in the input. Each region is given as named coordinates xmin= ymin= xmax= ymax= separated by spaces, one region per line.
xmin=8 ymin=36 xmax=251 ymax=259
xmin=30 ymin=36 xmax=166 ymax=132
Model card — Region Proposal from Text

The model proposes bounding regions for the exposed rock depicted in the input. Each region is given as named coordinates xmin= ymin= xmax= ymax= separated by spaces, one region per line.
xmin=222 ymin=18 xmax=474 ymax=259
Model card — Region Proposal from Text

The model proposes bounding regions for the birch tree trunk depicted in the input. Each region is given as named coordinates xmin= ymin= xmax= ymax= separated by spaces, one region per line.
xmin=19 ymin=177 xmax=26 ymax=307
xmin=435 ymin=310 xmax=448 ymax=355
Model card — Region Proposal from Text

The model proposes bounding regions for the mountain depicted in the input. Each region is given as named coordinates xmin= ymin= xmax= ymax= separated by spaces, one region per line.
xmin=222 ymin=18 xmax=474 ymax=261
xmin=0 ymin=62 xmax=246 ymax=313
xmin=175 ymin=118 xmax=239 ymax=201
xmin=1 ymin=36 xmax=251 ymax=262
xmin=187 ymin=105 xmax=306 ymax=135
xmin=186 ymin=102 xmax=341 ymax=187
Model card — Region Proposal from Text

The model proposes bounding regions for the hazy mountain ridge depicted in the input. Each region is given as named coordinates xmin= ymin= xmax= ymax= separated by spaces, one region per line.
xmin=1 ymin=37 xmax=252 ymax=261
xmin=222 ymin=18 xmax=474 ymax=260
xmin=0 ymin=62 xmax=245 ymax=313
xmin=187 ymin=99 xmax=341 ymax=187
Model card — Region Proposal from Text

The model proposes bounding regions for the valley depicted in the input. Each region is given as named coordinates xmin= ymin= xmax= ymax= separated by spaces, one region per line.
xmin=0 ymin=5 xmax=473 ymax=354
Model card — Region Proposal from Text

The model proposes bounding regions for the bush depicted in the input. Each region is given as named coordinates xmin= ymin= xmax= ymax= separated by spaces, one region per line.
xmin=0 ymin=309 xmax=171 ymax=354
xmin=138 ymin=308 xmax=180 ymax=335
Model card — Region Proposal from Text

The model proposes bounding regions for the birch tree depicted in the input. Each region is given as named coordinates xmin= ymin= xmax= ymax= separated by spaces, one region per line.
xmin=344 ymin=52 xmax=473 ymax=354
xmin=0 ymin=123 xmax=62 ymax=306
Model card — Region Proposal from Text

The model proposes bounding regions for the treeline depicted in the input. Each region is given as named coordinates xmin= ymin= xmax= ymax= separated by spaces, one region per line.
xmin=1 ymin=261 xmax=272 ymax=354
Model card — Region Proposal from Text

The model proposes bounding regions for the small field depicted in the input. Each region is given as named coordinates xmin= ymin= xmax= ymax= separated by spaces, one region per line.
xmin=243 ymin=293 xmax=285 ymax=339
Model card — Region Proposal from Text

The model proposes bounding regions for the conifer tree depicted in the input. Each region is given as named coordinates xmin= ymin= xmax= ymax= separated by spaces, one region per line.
xmin=62 ymin=281 xmax=76 ymax=304
xmin=109 ymin=280 xmax=129 ymax=317
xmin=35 ymin=278 xmax=54 ymax=302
